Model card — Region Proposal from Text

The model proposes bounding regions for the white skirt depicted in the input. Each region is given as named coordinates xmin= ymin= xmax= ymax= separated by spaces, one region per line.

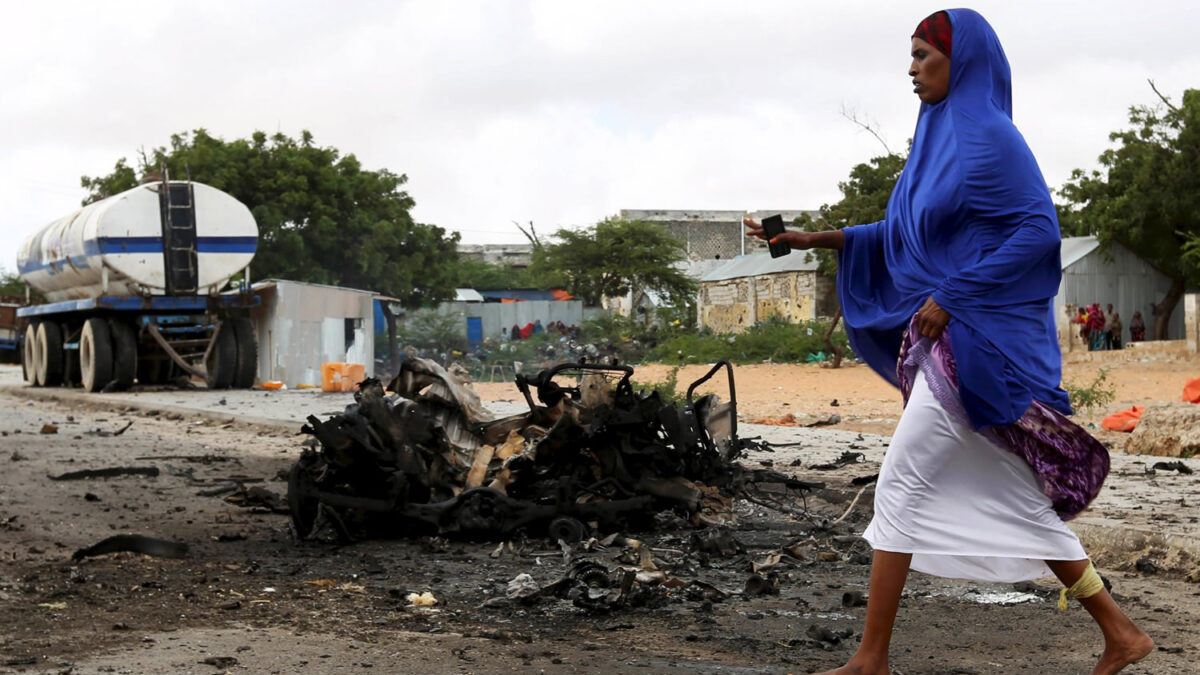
xmin=863 ymin=370 xmax=1087 ymax=582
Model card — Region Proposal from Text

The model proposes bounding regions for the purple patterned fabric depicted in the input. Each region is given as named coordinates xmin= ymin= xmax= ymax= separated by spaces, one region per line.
xmin=896 ymin=316 xmax=1109 ymax=520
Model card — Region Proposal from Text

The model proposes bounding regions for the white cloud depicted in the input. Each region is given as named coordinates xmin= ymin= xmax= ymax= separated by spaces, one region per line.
xmin=2 ymin=0 xmax=1199 ymax=277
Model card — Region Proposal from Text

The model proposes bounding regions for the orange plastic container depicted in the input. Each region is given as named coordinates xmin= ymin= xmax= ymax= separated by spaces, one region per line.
xmin=321 ymin=362 xmax=366 ymax=392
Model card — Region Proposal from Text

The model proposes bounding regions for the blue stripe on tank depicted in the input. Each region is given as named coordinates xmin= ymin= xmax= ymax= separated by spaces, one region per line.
xmin=16 ymin=236 xmax=257 ymax=275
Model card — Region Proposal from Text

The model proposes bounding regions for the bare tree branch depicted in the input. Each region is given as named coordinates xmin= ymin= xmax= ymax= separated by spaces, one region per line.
xmin=839 ymin=105 xmax=894 ymax=155
xmin=1147 ymin=79 xmax=1179 ymax=112
xmin=513 ymin=220 xmax=543 ymax=248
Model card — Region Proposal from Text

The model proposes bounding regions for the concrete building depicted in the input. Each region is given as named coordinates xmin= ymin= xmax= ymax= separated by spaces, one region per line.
xmin=620 ymin=210 xmax=820 ymax=262
xmin=457 ymin=243 xmax=533 ymax=267
xmin=697 ymin=252 xmax=835 ymax=333
xmin=1055 ymin=236 xmax=1183 ymax=348
xmin=248 ymin=280 xmax=379 ymax=387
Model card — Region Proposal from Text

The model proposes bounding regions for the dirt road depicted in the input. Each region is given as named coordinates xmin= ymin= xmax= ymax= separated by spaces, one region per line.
xmin=1 ymin=391 xmax=1197 ymax=674
xmin=474 ymin=352 xmax=1197 ymax=437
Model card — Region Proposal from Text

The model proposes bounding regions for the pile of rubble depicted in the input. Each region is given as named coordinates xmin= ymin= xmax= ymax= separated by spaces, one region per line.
xmin=290 ymin=358 xmax=820 ymax=542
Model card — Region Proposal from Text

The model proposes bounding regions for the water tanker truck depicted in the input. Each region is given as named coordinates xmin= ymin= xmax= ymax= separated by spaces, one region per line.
xmin=16 ymin=177 xmax=259 ymax=391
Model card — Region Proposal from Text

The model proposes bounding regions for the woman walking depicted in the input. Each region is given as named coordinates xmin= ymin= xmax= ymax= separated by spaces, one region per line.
xmin=746 ymin=9 xmax=1151 ymax=674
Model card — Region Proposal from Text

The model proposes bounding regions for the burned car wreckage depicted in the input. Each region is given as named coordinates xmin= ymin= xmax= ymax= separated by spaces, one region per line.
xmin=290 ymin=358 xmax=821 ymax=542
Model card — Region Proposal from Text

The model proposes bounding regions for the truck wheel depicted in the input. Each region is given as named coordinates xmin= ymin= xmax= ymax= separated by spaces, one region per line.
xmin=109 ymin=320 xmax=138 ymax=390
xmin=230 ymin=317 xmax=257 ymax=389
xmin=36 ymin=321 xmax=64 ymax=387
xmin=23 ymin=323 xmax=39 ymax=385
xmin=204 ymin=322 xmax=237 ymax=389
xmin=80 ymin=317 xmax=114 ymax=392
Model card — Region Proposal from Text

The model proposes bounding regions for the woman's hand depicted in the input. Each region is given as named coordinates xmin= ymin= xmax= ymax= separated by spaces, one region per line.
xmin=916 ymin=296 xmax=951 ymax=339
xmin=743 ymin=215 xmax=818 ymax=249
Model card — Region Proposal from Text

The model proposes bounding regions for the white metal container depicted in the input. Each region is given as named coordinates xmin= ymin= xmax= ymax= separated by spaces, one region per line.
xmin=17 ymin=181 xmax=257 ymax=302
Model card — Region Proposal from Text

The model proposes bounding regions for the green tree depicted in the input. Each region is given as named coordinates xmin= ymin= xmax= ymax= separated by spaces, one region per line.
xmin=802 ymin=151 xmax=907 ymax=277
xmin=1058 ymin=86 xmax=1200 ymax=339
xmin=0 ymin=268 xmax=33 ymax=298
xmin=535 ymin=218 xmax=696 ymax=307
xmin=81 ymin=129 xmax=459 ymax=308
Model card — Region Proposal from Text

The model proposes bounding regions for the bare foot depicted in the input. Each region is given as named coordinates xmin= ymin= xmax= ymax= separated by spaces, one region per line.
xmin=1092 ymin=629 xmax=1154 ymax=675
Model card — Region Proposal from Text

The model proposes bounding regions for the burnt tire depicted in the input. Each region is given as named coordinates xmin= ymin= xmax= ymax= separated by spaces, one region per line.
xmin=230 ymin=317 xmax=257 ymax=389
xmin=36 ymin=321 xmax=64 ymax=387
xmin=288 ymin=453 xmax=322 ymax=540
xmin=108 ymin=320 xmax=137 ymax=390
xmin=23 ymin=322 xmax=39 ymax=385
xmin=80 ymin=317 xmax=114 ymax=392
xmin=204 ymin=322 xmax=237 ymax=389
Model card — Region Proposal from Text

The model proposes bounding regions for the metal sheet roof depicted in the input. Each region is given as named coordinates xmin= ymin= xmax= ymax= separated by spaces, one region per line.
xmin=700 ymin=251 xmax=820 ymax=282
xmin=455 ymin=288 xmax=485 ymax=302
xmin=1060 ymin=235 xmax=1100 ymax=269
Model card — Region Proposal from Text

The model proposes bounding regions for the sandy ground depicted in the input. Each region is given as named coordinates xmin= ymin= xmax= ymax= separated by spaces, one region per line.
xmin=0 ymin=355 xmax=1197 ymax=674
xmin=473 ymin=351 xmax=1196 ymax=438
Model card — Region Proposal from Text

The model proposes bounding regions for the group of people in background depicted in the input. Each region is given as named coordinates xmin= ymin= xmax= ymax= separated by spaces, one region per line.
xmin=1075 ymin=302 xmax=1147 ymax=351
xmin=502 ymin=319 xmax=580 ymax=342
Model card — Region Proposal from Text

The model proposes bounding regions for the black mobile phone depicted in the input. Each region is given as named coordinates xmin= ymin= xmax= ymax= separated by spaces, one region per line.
xmin=761 ymin=214 xmax=791 ymax=258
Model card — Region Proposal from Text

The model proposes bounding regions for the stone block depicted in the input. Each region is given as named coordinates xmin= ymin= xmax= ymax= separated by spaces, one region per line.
xmin=1124 ymin=402 xmax=1200 ymax=457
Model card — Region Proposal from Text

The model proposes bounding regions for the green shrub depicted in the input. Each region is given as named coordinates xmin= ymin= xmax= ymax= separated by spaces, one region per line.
xmin=631 ymin=366 xmax=685 ymax=405
xmin=1064 ymin=368 xmax=1116 ymax=413
xmin=648 ymin=315 xmax=853 ymax=365
xmin=398 ymin=309 xmax=467 ymax=353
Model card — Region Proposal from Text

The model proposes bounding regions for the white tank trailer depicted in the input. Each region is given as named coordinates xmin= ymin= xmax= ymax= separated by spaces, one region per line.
xmin=16 ymin=179 xmax=260 ymax=392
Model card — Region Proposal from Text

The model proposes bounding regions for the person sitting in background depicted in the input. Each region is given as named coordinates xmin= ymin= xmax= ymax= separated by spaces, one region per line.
xmin=1108 ymin=312 xmax=1123 ymax=350
xmin=511 ymin=323 xmax=522 ymax=340
xmin=1130 ymin=311 xmax=1146 ymax=342
xmin=533 ymin=319 xmax=544 ymax=335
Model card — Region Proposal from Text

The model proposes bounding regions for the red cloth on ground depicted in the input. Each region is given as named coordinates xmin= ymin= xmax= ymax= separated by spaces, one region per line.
xmin=1101 ymin=406 xmax=1144 ymax=433
xmin=1183 ymin=378 xmax=1200 ymax=404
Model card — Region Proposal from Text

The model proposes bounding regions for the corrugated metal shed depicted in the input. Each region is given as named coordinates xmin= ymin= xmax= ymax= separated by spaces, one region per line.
xmin=1060 ymin=236 xmax=1101 ymax=269
xmin=700 ymin=252 xmax=820 ymax=283
xmin=248 ymin=279 xmax=376 ymax=387
xmin=1055 ymin=236 xmax=1182 ymax=340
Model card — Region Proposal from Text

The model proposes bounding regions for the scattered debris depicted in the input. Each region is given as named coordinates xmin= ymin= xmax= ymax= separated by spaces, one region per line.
xmin=72 ymin=534 xmax=189 ymax=561
xmin=39 ymin=424 xmax=58 ymax=434
xmin=811 ymin=451 xmax=865 ymax=471
xmin=84 ymin=421 xmax=134 ymax=437
xmin=49 ymin=466 xmax=160 ymax=481
xmin=407 ymin=591 xmax=438 ymax=607
xmin=289 ymin=359 xmax=822 ymax=542
xmin=842 ymin=590 xmax=868 ymax=607
xmin=200 ymin=656 xmax=238 ymax=669
xmin=806 ymin=414 xmax=842 ymax=428
xmin=224 ymin=485 xmax=289 ymax=514
xmin=1152 ymin=460 xmax=1194 ymax=475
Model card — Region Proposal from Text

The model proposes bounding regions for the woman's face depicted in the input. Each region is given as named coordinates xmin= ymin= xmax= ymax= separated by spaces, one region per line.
xmin=910 ymin=37 xmax=950 ymax=104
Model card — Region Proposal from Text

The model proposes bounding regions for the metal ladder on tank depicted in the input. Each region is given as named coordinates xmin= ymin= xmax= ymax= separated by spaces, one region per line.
xmin=160 ymin=166 xmax=199 ymax=295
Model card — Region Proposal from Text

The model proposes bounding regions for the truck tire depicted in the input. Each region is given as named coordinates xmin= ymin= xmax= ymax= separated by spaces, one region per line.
xmin=109 ymin=319 xmax=138 ymax=390
xmin=80 ymin=317 xmax=114 ymax=392
xmin=230 ymin=317 xmax=257 ymax=389
xmin=36 ymin=321 xmax=64 ymax=387
xmin=23 ymin=323 xmax=39 ymax=385
xmin=204 ymin=322 xmax=237 ymax=389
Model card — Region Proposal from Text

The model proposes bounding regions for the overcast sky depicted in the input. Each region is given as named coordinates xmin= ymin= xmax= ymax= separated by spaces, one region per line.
xmin=2 ymin=0 xmax=1197 ymax=277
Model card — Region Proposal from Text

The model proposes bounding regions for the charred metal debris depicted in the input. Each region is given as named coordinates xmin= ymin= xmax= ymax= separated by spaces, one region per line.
xmin=290 ymin=359 xmax=823 ymax=542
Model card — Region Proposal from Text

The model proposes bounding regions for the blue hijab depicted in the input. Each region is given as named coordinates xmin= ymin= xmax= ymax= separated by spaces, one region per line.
xmin=836 ymin=8 xmax=1071 ymax=429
